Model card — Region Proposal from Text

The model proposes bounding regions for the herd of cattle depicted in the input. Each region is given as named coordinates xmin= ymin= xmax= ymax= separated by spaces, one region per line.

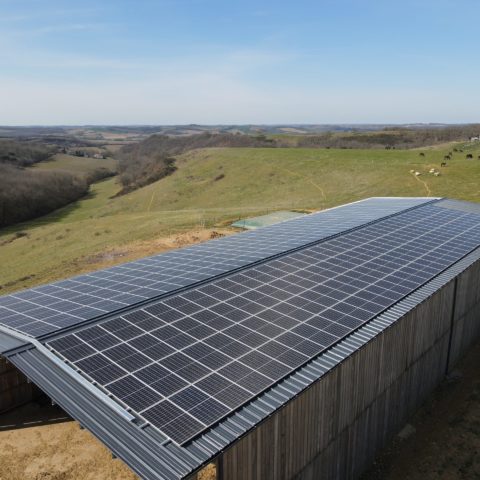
xmin=411 ymin=147 xmax=479 ymax=177
xmin=419 ymin=149 xmax=479 ymax=168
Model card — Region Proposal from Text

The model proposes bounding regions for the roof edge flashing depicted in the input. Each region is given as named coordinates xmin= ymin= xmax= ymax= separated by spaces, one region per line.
xmin=27 ymin=340 xmax=136 ymax=423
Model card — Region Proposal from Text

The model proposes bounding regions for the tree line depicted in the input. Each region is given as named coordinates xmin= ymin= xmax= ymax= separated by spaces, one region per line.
xmin=0 ymin=140 xmax=114 ymax=228
xmin=294 ymin=124 xmax=480 ymax=149
xmin=0 ymin=164 xmax=89 ymax=227
xmin=0 ymin=139 xmax=54 ymax=166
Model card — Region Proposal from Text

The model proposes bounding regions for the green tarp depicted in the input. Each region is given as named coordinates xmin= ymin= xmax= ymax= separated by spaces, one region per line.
xmin=231 ymin=210 xmax=307 ymax=230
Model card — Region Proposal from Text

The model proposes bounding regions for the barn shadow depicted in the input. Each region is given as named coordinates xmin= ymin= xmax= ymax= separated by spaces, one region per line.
xmin=0 ymin=394 xmax=72 ymax=431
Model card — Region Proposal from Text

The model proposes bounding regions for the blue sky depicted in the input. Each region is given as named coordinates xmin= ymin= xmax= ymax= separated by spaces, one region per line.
xmin=1 ymin=0 xmax=479 ymax=124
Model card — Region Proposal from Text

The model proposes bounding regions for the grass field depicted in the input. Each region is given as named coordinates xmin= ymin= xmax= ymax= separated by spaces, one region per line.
xmin=33 ymin=153 xmax=117 ymax=177
xmin=1 ymin=144 xmax=479 ymax=294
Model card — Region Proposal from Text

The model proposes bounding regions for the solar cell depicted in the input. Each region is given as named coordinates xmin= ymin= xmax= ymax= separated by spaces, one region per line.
xmin=0 ymin=198 xmax=433 ymax=337
xmin=47 ymin=202 xmax=480 ymax=444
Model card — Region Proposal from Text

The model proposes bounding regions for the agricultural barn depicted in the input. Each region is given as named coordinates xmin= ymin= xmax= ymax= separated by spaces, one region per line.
xmin=1 ymin=197 xmax=480 ymax=480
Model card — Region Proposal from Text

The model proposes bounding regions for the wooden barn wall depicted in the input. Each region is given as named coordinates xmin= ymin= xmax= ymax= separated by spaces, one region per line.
xmin=218 ymin=279 xmax=459 ymax=480
xmin=0 ymin=355 xmax=39 ymax=413
xmin=448 ymin=259 xmax=480 ymax=369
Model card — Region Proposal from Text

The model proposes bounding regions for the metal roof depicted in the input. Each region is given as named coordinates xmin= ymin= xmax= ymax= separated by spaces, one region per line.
xmin=2 ymin=197 xmax=480 ymax=480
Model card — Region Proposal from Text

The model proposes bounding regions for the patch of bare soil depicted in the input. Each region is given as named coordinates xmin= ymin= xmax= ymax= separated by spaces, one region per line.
xmin=0 ymin=231 xmax=29 ymax=247
xmin=79 ymin=228 xmax=233 ymax=270
xmin=363 ymin=341 xmax=480 ymax=480
xmin=0 ymin=404 xmax=138 ymax=480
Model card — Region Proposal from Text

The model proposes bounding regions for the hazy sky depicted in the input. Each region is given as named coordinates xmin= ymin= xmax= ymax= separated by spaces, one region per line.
xmin=1 ymin=0 xmax=479 ymax=125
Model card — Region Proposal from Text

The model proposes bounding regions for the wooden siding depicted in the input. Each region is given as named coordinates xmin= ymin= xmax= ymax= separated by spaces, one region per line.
xmin=448 ymin=260 xmax=480 ymax=369
xmin=217 ymin=260 xmax=480 ymax=480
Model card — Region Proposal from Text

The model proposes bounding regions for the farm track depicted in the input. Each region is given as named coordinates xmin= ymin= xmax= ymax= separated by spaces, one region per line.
xmin=410 ymin=171 xmax=432 ymax=197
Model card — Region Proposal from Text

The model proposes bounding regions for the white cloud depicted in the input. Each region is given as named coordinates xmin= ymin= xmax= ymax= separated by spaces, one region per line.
xmin=0 ymin=37 xmax=294 ymax=73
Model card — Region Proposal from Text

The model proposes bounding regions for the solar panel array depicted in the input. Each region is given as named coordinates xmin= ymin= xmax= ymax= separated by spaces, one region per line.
xmin=47 ymin=202 xmax=480 ymax=444
xmin=0 ymin=198 xmax=430 ymax=337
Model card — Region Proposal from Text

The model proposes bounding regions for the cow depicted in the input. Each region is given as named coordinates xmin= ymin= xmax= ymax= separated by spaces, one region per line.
xmin=466 ymin=154 xmax=473 ymax=159
xmin=444 ymin=155 xmax=451 ymax=161
xmin=419 ymin=152 xmax=425 ymax=157
xmin=441 ymin=162 xmax=447 ymax=167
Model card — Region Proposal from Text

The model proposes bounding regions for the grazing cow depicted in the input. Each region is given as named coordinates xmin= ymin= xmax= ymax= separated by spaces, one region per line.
xmin=466 ymin=154 xmax=473 ymax=159
xmin=441 ymin=162 xmax=447 ymax=167
xmin=478 ymin=155 xmax=480 ymax=160
xmin=419 ymin=152 xmax=425 ymax=157
xmin=444 ymin=155 xmax=451 ymax=161
xmin=434 ymin=172 xmax=440 ymax=177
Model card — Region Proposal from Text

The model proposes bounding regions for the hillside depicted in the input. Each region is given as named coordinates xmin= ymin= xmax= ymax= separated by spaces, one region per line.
xmin=116 ymin=132 xmax=275 ymax=193
xmin=0 ymin=143 xmax=479 ymax=293
xmin=115 ymin=145 xmax=480 ymax=212
xmin=33 ymin=153 xmax=117 ymax=181
xmin=116 ymin=126 xmax=480 ymax=193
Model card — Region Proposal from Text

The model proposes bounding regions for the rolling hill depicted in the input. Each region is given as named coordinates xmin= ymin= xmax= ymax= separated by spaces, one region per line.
xmin=1 ymin=143 xmax=479 ymax=294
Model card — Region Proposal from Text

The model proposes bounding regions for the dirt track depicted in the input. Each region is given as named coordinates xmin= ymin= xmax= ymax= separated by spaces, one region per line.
xmin=0 ymin=342 xmax=479 ymax=480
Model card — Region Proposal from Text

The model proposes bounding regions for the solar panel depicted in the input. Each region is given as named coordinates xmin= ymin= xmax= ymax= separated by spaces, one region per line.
xmin=47 ymin=202 xmax=480 ymax=444
xmin=0 ymin=198 xmax=431 ymax=337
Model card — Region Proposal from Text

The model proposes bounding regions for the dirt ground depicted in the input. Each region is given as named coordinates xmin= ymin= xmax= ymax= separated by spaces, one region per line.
xmin=0 ymin=342 xmax=478 ymax=480
xmin=0 ymin=399 xmax=138 ymax=480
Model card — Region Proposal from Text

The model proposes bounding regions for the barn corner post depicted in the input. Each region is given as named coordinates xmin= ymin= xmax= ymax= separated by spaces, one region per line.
xmin=445 ymin=277 xmax=458 ymax=375
xmin=216 ymin=456 xmax=224 ymax=480
xmin=445 ymin=257 xmax=480 ymax=371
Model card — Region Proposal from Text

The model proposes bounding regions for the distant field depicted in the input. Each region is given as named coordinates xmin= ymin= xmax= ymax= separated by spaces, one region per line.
xmin=33 ymin=153 xmax=117 ymax=177
xmin=1 ymin=144 xmax=479 ymax=293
